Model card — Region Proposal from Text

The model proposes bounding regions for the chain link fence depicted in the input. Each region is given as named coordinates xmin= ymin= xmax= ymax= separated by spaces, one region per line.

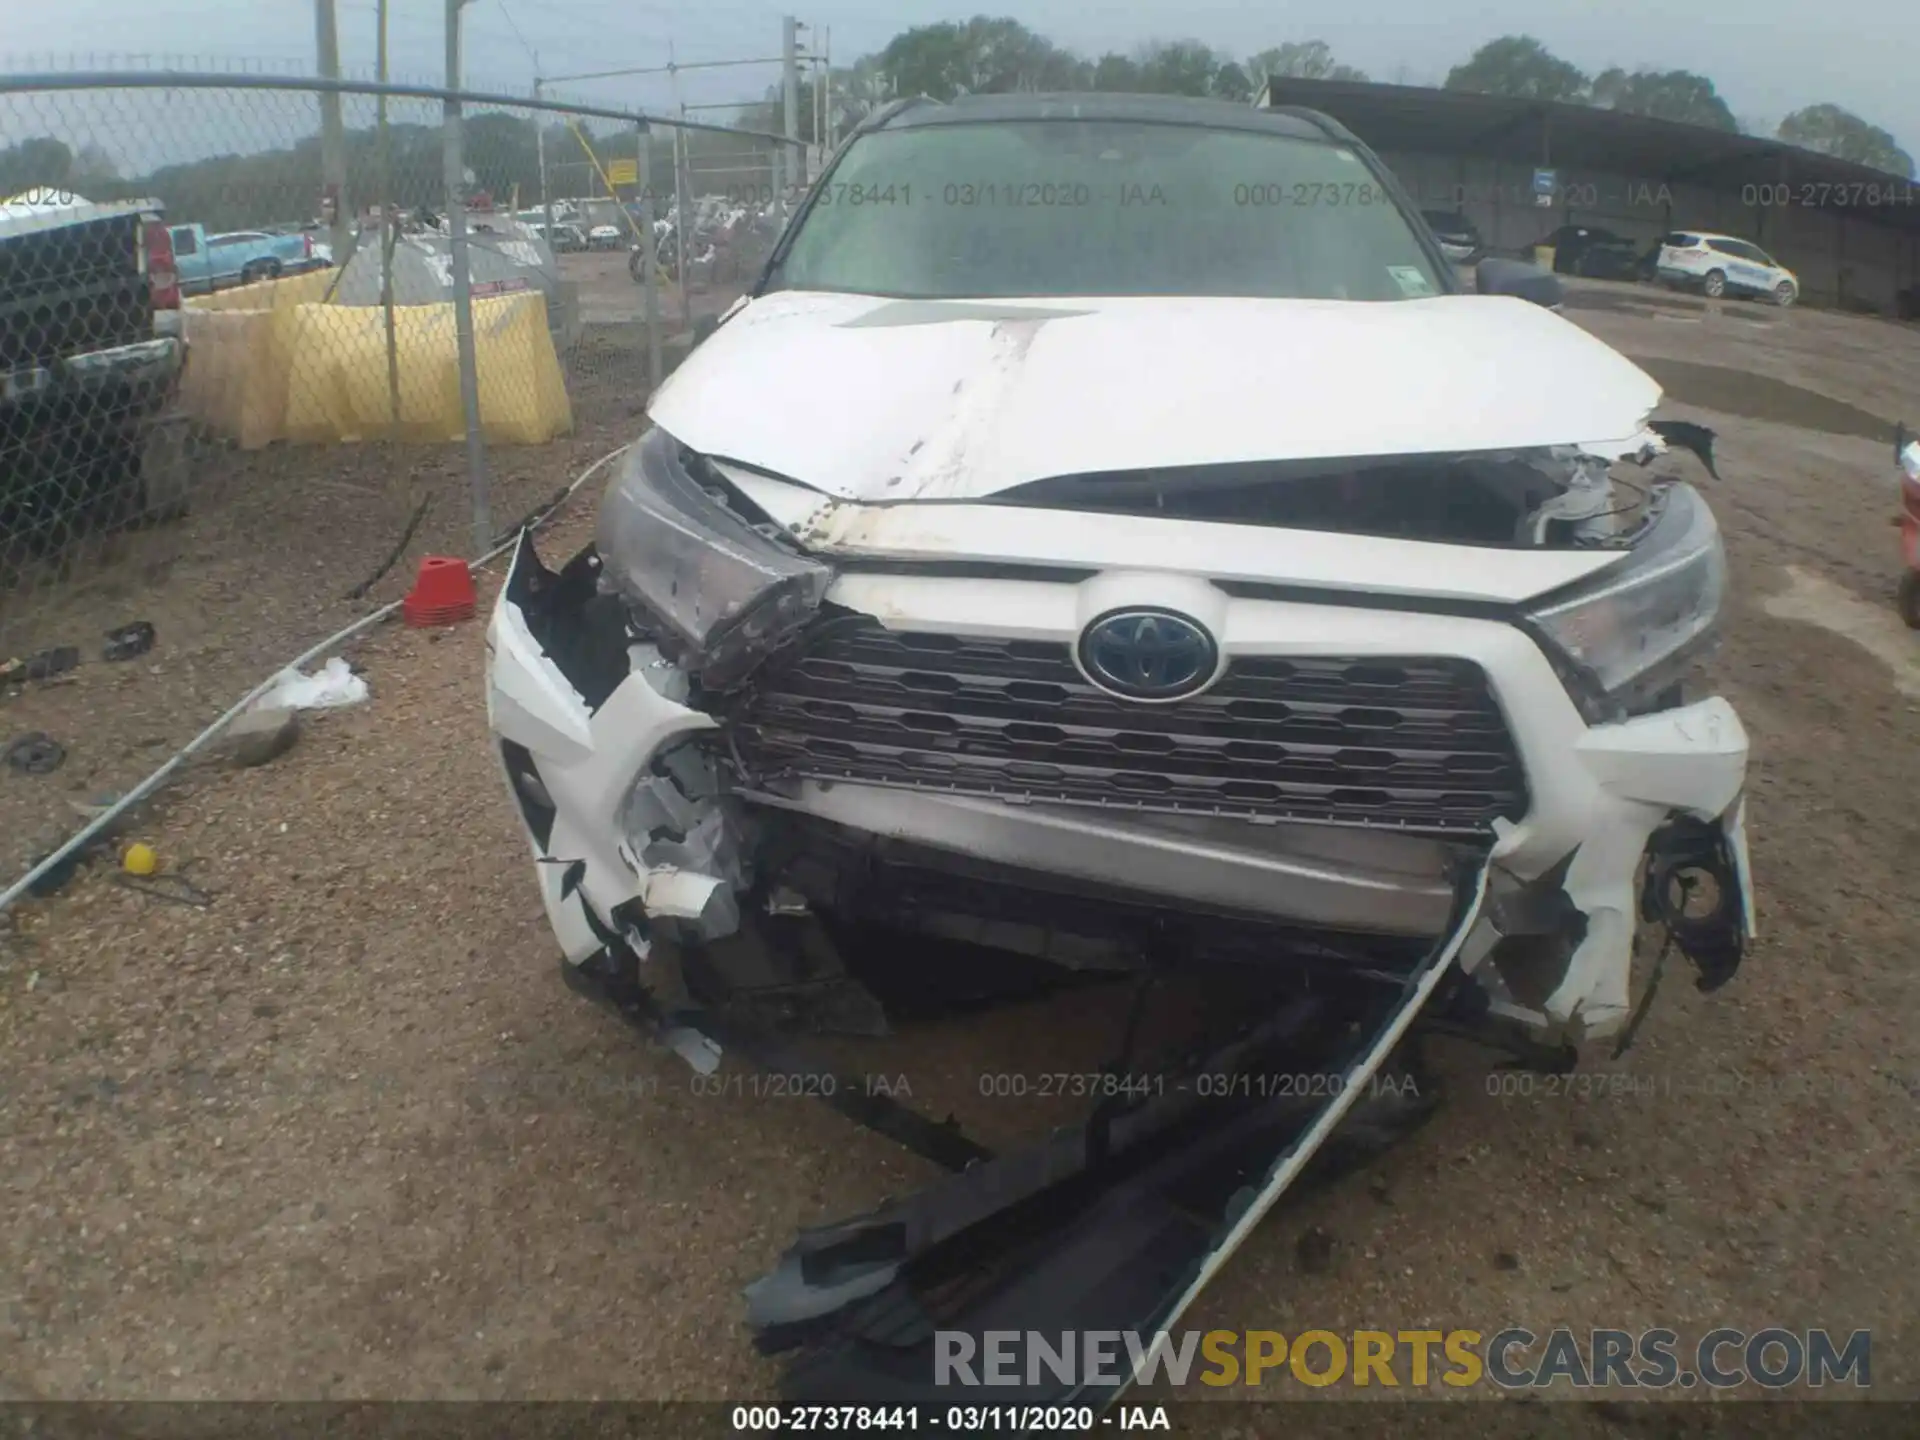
xmin=0 ymin=69 xmax=798 ymax=882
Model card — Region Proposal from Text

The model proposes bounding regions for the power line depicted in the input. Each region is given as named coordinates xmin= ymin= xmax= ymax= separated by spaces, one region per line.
xmin=493 ymin=0 xmax=538 ymax=71
xmin=509 ymin=0 xmax=783 ymax=24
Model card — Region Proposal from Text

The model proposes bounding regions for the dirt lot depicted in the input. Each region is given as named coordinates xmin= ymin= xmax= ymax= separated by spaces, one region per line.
xmin=3 ymin=279 xmax=1920 ymax=1419
xmin=0 ymin=307 xmax=690 ymax=879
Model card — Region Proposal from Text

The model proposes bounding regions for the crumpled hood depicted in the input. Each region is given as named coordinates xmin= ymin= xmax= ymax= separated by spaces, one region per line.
xmin=646 ymin=290 xmax=1663 ymax=502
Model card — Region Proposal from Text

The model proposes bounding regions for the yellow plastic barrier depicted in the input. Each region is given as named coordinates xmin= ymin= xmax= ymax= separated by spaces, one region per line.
xmin=177 ymin=285 xmax=572 ymax=448
xmin=185 ymin=265 xmax=336 ymax=312
xmin=176 ymin=303 xmax=294 ymax=448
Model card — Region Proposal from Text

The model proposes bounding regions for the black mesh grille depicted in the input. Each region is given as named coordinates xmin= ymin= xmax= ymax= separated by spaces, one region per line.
xmin=725 ymin=617 xmax=1529 ymax=836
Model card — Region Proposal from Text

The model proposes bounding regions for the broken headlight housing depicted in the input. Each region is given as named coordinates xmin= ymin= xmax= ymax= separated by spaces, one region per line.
xmin=1527 ymin=481 xmax=1725 ymax=716
xmin=597 ymin=427 xmax=832 ymax=689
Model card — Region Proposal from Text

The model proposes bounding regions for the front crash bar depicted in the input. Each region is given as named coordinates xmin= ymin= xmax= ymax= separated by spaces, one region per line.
xmin=759 ymin=856 xmax=1493 ymax=1411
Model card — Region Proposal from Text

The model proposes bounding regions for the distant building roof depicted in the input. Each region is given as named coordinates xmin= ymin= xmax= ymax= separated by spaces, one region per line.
xmin=1256 ymin=76 xmax=1920 ymax=236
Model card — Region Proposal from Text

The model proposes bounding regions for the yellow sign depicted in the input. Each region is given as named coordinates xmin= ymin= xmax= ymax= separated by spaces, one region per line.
xmin=606 ymin=159 xmax=638 ymax=186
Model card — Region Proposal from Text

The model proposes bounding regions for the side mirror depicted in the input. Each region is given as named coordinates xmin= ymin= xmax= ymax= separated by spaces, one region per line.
xmin=1476 ymin=257 xmax=1565 ymax=310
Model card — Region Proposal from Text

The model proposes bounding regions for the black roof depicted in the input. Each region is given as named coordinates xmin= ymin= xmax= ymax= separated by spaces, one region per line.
xmin=870 ymin=91 xmax=1339 ymax=142
xmin=1256 ymin=75 xmax=1920 ymax=234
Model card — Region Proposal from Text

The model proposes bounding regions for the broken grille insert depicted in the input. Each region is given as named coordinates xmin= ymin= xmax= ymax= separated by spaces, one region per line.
xmin=726 ymin=618 xmax=1529 ymax=835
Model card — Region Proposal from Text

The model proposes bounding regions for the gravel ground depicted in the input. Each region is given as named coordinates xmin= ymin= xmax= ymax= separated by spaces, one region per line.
xmin=3 ymin=281 xmax=1919 ymax=1417
xmin=0 ymin=317 xmax=671 ymax=879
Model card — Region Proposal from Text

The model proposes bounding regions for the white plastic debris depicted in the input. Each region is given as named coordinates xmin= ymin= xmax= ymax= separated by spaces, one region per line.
xmin=257 ymin=656 xmax=368 ymax=710
xmin=1900 ymin=439 xmax=1920 ymax=482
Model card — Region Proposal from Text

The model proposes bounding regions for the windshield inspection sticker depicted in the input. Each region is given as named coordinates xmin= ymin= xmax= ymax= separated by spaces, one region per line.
xmin=1388 ymin=265 xmax=1437 ymax=297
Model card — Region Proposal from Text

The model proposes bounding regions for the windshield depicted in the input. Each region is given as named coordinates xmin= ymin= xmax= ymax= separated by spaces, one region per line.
xmin=766 ymin=119 xmax=1447 ymax=302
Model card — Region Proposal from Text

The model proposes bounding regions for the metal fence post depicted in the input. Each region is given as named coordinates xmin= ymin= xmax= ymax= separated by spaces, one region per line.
xmin=638 ymin=120 xmax=661 ymax=391
xmin=673 ymin=110 xmax=694 ymax=335
xmin=377 ymin=0 xmax=401 ymax=429
xmin=535 ymin=77 xmax=554 ymax=242
xmin=781 ymin=15 xmax=799 ymax=198
xmin=316 ymin=0 xmax=351 ymax=264
xmin=443 ymin=0 xmax=489 ymax=551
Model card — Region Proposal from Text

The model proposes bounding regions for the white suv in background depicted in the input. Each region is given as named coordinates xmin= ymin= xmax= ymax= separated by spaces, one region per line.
xmin=1656 ymin=231 xmax=1799 ymax=306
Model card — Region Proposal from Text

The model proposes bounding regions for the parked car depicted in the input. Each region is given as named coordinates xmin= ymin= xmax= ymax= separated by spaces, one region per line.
xmin=586 ymin=223 xmax=623 ymax=251
xmin=538 ymin=221 xmax=589 ymax=254
xmin=1420 ymin=208 xmax=1483 ymax=263
xmin=1537 ymin=224 xmax=1642 ymax=279
xmin=1655 ymin=231 xmax=1799 ymax=306
xmin=486 ymin=93 xmax=1750 ymax=1409
xmin=2 ymin=190 xmax=188 ymax=556
xmin=168 ymin=224 xmax=328 ymax=294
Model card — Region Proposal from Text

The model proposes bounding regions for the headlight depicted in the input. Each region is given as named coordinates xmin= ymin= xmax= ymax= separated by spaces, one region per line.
xmin=1527 ymin=482 xmax=1725 ymax=714
xmin=597 ymin=427 xmax=831 ymax=688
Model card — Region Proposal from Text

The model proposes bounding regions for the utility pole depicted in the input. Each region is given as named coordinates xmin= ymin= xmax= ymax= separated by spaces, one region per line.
xmin=669 ymin=41 xmax=694 ymax=336
xmin=782 ymin=16 xmax=803 ymax=196
xmin=315 ymin=0 xmax=350 ymax=263
xmin=444 ymin=0 xmax=488 ymax=550
xmin=534 ymin=67 xmax=554 ymax=243
xmin=665 ymin=42 xmax=687 ymax=332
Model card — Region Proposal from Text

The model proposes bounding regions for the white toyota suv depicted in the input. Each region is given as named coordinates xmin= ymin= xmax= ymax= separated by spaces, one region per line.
xmin=485 ymin=93 xmax=1754 ymax=1406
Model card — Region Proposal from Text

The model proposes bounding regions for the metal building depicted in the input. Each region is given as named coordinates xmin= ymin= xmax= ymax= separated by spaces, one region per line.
xmin=1258 ymin=75 xmax=1920 ymax=315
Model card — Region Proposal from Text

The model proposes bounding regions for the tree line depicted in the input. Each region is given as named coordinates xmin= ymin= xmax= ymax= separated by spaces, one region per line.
xmin=740 ymin=21 xmax=1914 ymax=180
xmin=1 ymin=22 xmax=1910 ymax=231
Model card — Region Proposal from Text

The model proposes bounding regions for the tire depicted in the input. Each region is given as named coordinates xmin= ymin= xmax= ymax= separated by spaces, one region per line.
xmin=1702 ymin=268 xmax=1727 ymax=299
xmin=1772 ymin=281 xmax=1797 ymax=308
xmin=628 ymin=248 xmax=646 ymax=283
xmin=240 ymin=259 xmax=281 ymax=286
xmin=1900 ymin=572 xmax=1920 ymax=631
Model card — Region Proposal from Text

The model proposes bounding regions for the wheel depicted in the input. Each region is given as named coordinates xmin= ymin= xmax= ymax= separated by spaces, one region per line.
xmin=628 ymin=248 xmax=646 ymax=283
xmin=1900 ymin=572 xmax=1920 ymax=630
xmin=1772 ymin=281 xmax=1797 ymax=308
xmin=240 ymin=259 xmax=281 ymax=286
xmin=1702 ymin=268 xmax=1727 ymax=299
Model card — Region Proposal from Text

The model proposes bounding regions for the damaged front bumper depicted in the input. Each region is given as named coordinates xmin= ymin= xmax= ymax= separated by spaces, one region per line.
xmin=487 ymin=529 xmax=1752 ymax=1046
xmin=488 ymin=521 xmax=1754 ymax=1409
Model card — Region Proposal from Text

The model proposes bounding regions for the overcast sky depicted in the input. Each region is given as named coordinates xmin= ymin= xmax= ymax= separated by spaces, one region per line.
xmin=5 ymin=1 xmax=1913 ymax=158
